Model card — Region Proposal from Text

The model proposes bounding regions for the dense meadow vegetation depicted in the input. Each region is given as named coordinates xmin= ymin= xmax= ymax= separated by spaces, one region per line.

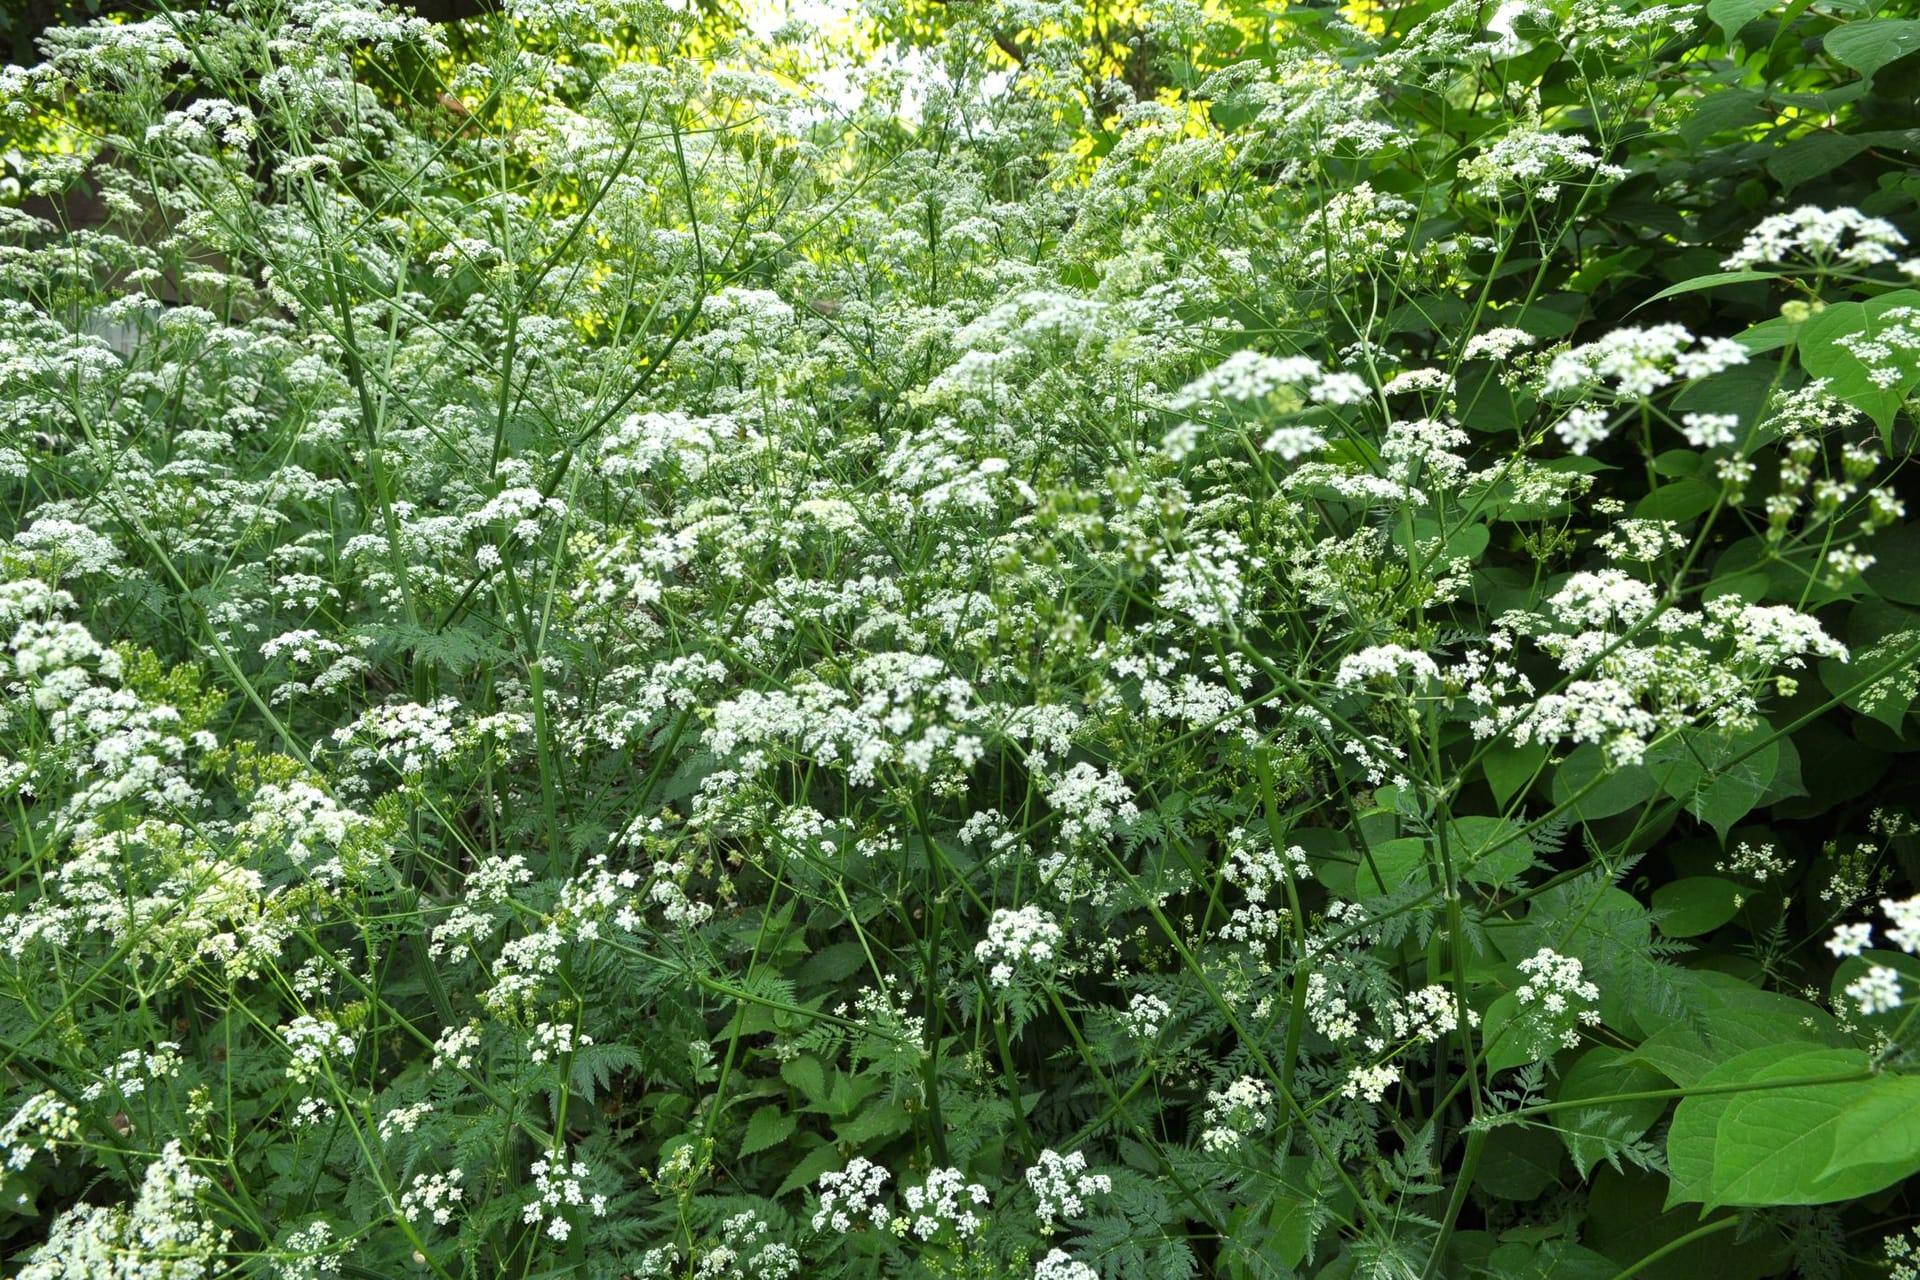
xmin=4 ymin=0 xmax=1920 ymax=1275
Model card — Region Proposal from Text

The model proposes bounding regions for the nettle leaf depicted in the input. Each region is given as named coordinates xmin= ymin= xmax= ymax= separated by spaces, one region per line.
xmin=739 ymin=1104 xmax=796 ymax=1158
xmin=774 ymin=1140 xmax=843 ymax=1199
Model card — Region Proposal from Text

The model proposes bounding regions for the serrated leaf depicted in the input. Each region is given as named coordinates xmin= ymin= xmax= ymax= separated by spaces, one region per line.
xmin=780 ymin=1054 xmax=827 ymax=1104
xmin=774 ymin=1141 xmax=844 ymax=1198
xmin=833 ymin=1102 xmax=911 ymax=1145
xmin=740 ymin=1105 xmax=796 ymax=1158
xmin=568 ymin=1042 xmax=645 ymax=1105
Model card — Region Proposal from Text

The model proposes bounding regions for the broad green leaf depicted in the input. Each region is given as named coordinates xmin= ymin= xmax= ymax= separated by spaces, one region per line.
xmin=1818 ymin=1073 xmax=1920 ymax=1183
xmin=1479 ymin=992 xmax=1542 ymax=1074
xmin=1633 ymin=270 xmax=1777 ymax=311
xmin=1477 ymin=1123 xmax=1566 ymax=1200
xmin=1354 ymin=836 xmax=1431 ymax=896
xmin=1552 ymin=743 xmax=1658 ymax=822
xmin=1824 ymin=19 xmax=1920 ymax=79
xmin=1665 ymin=1043 xmax=1847 ymax=1207
xmin=1633 ymin=972 xmax=1835 ymax=1087
xmin=1552 ymin=1046 xmax=1671 ymax=1176
xmin=1481 ymin=739 xmax=1547 ymax=809
xmin=1446 ymin=814 xmax=1537 ymax=888
xmin=1706 ymin=0 xmax=1774 ymax=41
xmin=834 ymin=1102 xmax=911 ymax=1145
xmin=1705 ymin=1051 xmax=1910 ymax=1208
xmin=1681 ymin=88 xmax=1768 ymax=144
xmin=740 ymin=1105 xmax=796 ymax=1157
xmin=775 ymin=1141 xmax=845 ymax=1198
xmin=1669 ymin=1045 xmax=1903 ymax=1209
xmin=1644 ymin=725 xmax=1779 ymax=840
xmin=1390 ymin=517 xmax=1489 ymax=563
xmin=1651 ymin=877 xmax=1741 ymax=937
xmin=1799 ymin=290 xmax=1920 ymax=437
xmin=1864 ymin=522 xmax=1920 ymax=604
xmin=1633 ymin=479 xmax=1719 ymax=524
xmin=1483 ymin=1239 xmax=1618 ymax=1279
xmin=1768 ymin=133 xmax=1869 ymax=189
xmin=780 ymin=1054 xmax=827 ymax=1105
xmin=1585 ymin=1167 xmax=1783 ymax=1280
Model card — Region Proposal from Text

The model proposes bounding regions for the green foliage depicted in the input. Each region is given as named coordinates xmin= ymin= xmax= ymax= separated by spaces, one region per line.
xmin=1 ymin=0 xmax=1920 ymax=1276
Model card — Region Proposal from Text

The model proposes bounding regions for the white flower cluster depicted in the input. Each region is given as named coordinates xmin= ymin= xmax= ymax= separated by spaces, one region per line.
xmin=1044 ymin=763 xmax=1139 ymax=844
xmin=1458 ymin=123 xmax=1625 ymax=200
xmin=1837 ymin=305 xmax=1920 ymax=390
xmin=904 ymin=1167 xmax=991 ymax=1241
xmin=1514 ymin=948 xmax=1603 ymax=1050
xmin=1390 ymin=985 xmax=1471 ymax=1043
xmin=1152 ymin=530 xmax=1264 ymax=628
xmin=1342 ymin=1062 xmax=1400 ymax=1103
xmin=528 ymin=1020 xmax=591 ymax=1065
xmin=399 ymin=1169 xmax=464 ymax=1227
xmin=812 ymin=1157 xmax=891 ymax=1233
xmin=377 ymin=1102 xmax=432 ymax=1142
xmin=1200 ymin=1075 xmax=1275 ymax=1152
xmin=1542 ymin=323 xmax=1750 ymax=407
xmin=1829 ymin=894 xmax=1920 ymax=1015
xmin=19 ymin=1142 xmax=230 ymax=1280
xmin=522 ymin=1150 xmax=609 ymax=1242
xmin=80 ymin=1042 xmax=182 ymax=1103
xmin=976 ymin=905 xmax=1064 ymax=987
xmin=0 ymin=1091 xmax=81 ymax=1171
xmin=280 ymin=1016 xmax=354 ymax=1085
xmin=1460 ymin=327 xmax=1537 ymax=361
xmin=1306 ymin=971 xmax=1361 ymax=1042
xmin=1035 ymin=1250 xmax=1101 ymax=1280
xmin=693 ymin=1212 xmax=799 ymax=1280
xmin=1221 ymin=832 xmax=1308 ymax=944
xmin=1025 ymin=1149 xmax=1112 ymax=1228
xmin=1121 ymin=991 xmax=1172 ymax=1040
xmin=1334 ymin=644 xmax=1441 ymax=691
xmin=1722 ymin=205 xmax=1910 ymax=271
xmin=1170 ymin=350 xmax=1336 ymax=411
